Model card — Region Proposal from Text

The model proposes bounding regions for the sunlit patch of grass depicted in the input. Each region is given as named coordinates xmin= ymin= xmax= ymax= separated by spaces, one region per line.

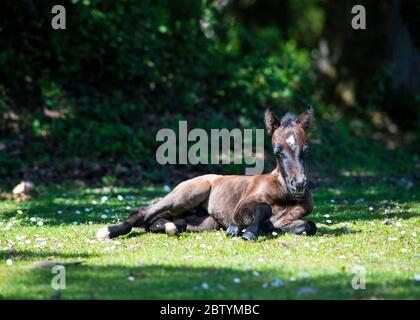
xmin=0 ymin=180 xmax=418 ymax=299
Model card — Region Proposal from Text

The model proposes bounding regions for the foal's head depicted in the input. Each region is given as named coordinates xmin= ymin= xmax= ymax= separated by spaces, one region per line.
xmin=265 ymin=106 xmax=314 ymax=198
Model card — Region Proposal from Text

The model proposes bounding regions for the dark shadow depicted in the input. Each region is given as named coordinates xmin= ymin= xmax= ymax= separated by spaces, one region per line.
xmin=0 ymin=186 xmax=165 ymax=225
xmin=124 ymin=230 xmax=147 ymax=239
xmin=2 ymin=264 xmax=418 ymax=300
xmin=0 ymin=250 xmax=97 ymax=261
xmin=316 ymin=226 xmax=360 ymax=236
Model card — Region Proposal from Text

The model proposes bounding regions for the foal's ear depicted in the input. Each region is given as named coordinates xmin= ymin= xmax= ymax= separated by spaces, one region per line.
xmin=296 ymin=106 xmax=314 ymax=131
xmin=264 ymin=108 xmax=280 ymax=135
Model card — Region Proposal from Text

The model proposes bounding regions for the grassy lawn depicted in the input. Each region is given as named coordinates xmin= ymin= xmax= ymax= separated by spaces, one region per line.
xmin=0 ymin=179 xmax=418 ymax=299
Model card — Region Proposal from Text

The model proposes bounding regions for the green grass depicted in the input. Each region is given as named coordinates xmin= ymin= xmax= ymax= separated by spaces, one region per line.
xmin=0 ymin=179 xmax=418 ymax=299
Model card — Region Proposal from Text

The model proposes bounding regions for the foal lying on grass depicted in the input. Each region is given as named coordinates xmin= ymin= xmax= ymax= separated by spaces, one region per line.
xmin=98 ymin=107 xmax=316 ymax=241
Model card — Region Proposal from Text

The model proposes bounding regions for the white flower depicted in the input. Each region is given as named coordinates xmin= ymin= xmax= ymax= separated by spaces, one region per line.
xmin=127 ymin=276 xmax=135 ymax=282
xmin=271 ymin=278 xmax=284 ymax=287
xmin=289 ymin=276 xmax=297 ymax=282
xmin=233 ymin=277 xmax=241 ymax=284
xmin=368 ymin=207 xmax=374 ymax=211
xmin=17 ymin=210 xmax=23 ymax=214
xmin=30 ymin=217 xmax=37 ymax=222
xmin=388 ymin=237 xmax=398 ymax=241
xmin=117 ymin=195 xmax=124 ymax=201
xmin=330 ymin=199 xmax=335 ymax=203
xmin=400 ymin=248 xmax=407 ymax=253
xmin=25 ymin=240 xmax=31 ymax=244
xmin=101 ymin=214 xmax=107 ymax=219
xmin=75 ymin=210 xmax=81 ymax=215
xmin=272 ymin=231 xmax=278 ymax=236
xmin=101 ymin=196 xmax=108 ymax=203
xmin=57 ymin=210 xmax=63 ymax=215
xmin=324 ymin=214 xmax=330 ymax=218
xmin=412 ymin=232 xmax=417 ymax=237
xmin=252 ymin=271 xmax=260 ymax=277
xmin=163 ymin=185 xmax=171 ymax=192
xmin=262 ymin=282 xmax=269 ymax=288
xmin=395 ymin=222 xmax=402 ymax=227
xmin=400 ymin=230 xmax=406 ymax=235
xmin=200 ymin=244 xmax=207 ymax=249
xmin=201 ymin=282 xmax=209 ymax=290
xmin=84 ymin=208 xmax=90 ymax=212
xmin=326 ymin=219 xmax=332 ymax=224
xmin=6 ymin=259 xmax=13 ymax=266
xmin=37 ymin=221 xmax=44 ymax=226
xmin=304 ymin=242 xmax=310 ymax=248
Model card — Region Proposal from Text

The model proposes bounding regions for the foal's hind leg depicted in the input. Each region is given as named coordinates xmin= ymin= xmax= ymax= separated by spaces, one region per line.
xmin=183 ymin=214 xmax=220 ymax=232
xmin=146 ymin=215 xmax=220 ymax=236
xmin=97 ymin=177 xmax=212 ymax=240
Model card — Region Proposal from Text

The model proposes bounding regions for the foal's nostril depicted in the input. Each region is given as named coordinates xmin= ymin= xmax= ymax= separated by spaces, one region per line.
xmin=286 ymin=178 xmax=297 ymax=192
xmin=294 ymin=177 xmax=307 ymax=192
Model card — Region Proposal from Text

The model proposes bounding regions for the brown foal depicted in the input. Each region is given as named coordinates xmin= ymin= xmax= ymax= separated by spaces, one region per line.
xmin=97 ymin=107 xmax=316 ymax=241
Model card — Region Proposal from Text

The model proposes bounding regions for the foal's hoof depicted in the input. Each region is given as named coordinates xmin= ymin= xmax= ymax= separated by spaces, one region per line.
xmin=98 ymin=222 xmax=132 ymax=240
xmin=97 ymin=227 xmax=111 ymax=241
xmin=226 ymin=225 xmax=241 ymax=237
xmin=242 ymin=231 xmax=258 ymax=241
xmin=293 ymin=221 xmax=317 ymax=236
xmin=164 ymin=222 xmax=178 ymax=236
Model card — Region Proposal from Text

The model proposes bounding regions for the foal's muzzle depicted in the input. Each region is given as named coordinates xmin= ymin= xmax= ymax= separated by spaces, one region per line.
xmin=286 ymin=177 xmax=308 ymax=197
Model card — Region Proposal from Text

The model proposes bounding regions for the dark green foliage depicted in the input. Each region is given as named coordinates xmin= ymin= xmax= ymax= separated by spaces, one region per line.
xmin=0 ymin=0 xmax=417 ymax=183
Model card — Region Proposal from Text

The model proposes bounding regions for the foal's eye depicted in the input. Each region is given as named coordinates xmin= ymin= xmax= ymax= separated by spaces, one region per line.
xmin=302 ymin=144 xmax=310 ymax=153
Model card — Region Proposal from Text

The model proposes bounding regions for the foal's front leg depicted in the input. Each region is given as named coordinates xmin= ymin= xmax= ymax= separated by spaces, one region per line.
xmin=241 ymin=203 xmax=272 ymax=241
xmin=227 ymin=203 xmax=272 ymax=241
xmin=265 ymin=200 xmax=316 ymax=236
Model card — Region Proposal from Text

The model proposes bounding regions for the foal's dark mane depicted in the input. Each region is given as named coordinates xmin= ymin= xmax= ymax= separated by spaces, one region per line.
xmin=280 ymin=112 xmax=297 ymax=126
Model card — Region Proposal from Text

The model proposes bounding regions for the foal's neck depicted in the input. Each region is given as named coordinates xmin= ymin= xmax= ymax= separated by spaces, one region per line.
xmin=271 ymin=165 xmax=287 ymax=190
